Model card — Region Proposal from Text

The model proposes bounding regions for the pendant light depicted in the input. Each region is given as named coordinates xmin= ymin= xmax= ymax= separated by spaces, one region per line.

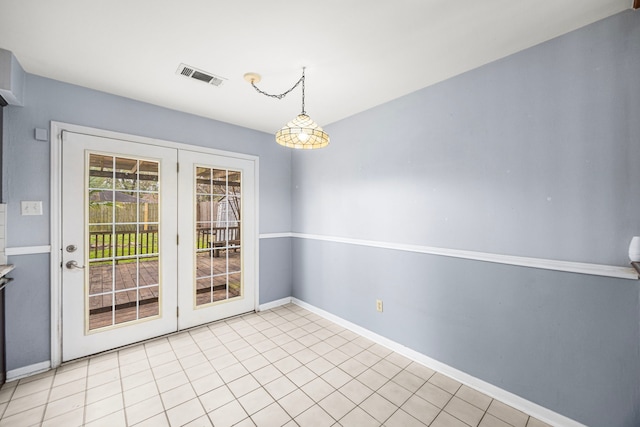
xmin=244 ymin=68 xmax=329 ymax=149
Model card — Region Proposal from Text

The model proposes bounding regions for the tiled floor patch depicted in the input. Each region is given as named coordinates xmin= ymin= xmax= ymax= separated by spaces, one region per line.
xmin=0 ymin=304 xmax=552 ymax=427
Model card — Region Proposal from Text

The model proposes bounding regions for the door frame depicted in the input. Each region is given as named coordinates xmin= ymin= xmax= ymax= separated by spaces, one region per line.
xmin=50 ymin=121 xmax=260 ymax=368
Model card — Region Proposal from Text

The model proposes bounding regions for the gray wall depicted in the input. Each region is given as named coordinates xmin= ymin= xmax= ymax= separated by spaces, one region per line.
xmin=291 ymin=10 xmax=640 ymax=427
xmin=4 ymin=74 xmax=293 ymax=371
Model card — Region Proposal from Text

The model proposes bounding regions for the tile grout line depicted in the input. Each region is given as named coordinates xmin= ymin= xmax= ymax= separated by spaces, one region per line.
xmin=117 ymin=351 xmax=128 ymax=427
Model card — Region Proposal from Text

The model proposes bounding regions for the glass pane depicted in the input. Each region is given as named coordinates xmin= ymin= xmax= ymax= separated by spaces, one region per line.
xmin=196 ymin=195 xmax=212 ymax=223
xmin=136 ymin=229 xmax=150 ymax=256
xmin=139 ymin=194 xmax=158 ymax=223
xmin=139 ymin=161 xmax=159 ymax=192
xmin=212 ymin=196 xmax=228 ymax=222
xmin=196 ymin=251 xmax=213 ymax=278
xmin=113 ymin=224 xmax=138 ymax=257
xmin=212 ymin=275 xmax=227 ymax=302
xmin=89 ymin=154 xmax=114 ymax=189
xmin=195 ymin=227 xmax=212 ymax=249
xmin=213 ymin=255 xmax=226 ymax=276
xmin=228 ymin=225 xmax=240 ymax=246
xmin=196 ymin=278 xmax=212 ymax=307
xmin=89 ymin=294 xmax=113 ymax=331
xmin=228 ymin=247 xmax=241 ymax=274
xmin=89 ymin=260 xmax=113 ymax=295
xmin=196 ymin=167 xmax=212 ymax=194
xmin=115 ymin=192 xmax=139 ymax=224
xmin=140 ymin=286 xmax=159 ymax=319
xmin=228 ymin=197 xmax=241 ymax=224
xmin=228 ymin=273 xmax=242 ymax=298
xmin=139 ymin=256 xmax=159 ymax=287
xmin=115 ymin=259 xmax=138 ymax=291
xmin=89 ymin=191 xmax=115 ymax=225
xmin=212 ymin=169 xmax=226 ymax=196
xmin=196 ymin=291 xmax=213 ymax=306
xmin=114 ymin=157 xmax=138 ymax=190
xmin=228 ymin=170 xmax=241 ymax=189
xmin=139 ymin=226 xmax=159 ymax=256
xmin=89 ymin=225 xmax=113 ymax=260
xmin=114 ymin=290 xmax=138 ymax=325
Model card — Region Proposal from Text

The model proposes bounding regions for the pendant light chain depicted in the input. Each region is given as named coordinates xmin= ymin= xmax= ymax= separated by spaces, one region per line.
xmin=250 ymin=68 xmax=306 ymax=114
xmin=301 ymin=68 xmax=306 ymax=115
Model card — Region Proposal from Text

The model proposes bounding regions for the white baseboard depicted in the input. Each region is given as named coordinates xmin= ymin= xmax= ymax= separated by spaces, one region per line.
xmin=258 ymin=297 xmax=292 ymax=312
xmin=291 ymin=297 xmax=586 ymax=427
xmin=7 ymin=360 xmax=51 ymax=382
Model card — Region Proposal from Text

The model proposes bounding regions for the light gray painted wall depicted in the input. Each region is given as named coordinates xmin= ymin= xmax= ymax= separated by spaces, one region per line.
xmin=4 ymin=74 xmax=293 ymax=370
xmin=293 ymin=12 xmax=640 ymax=267
xmin=259 ymin=238 xmax=292 ymax=303
xmin=291 ymin=10 xmax=640 ymax=427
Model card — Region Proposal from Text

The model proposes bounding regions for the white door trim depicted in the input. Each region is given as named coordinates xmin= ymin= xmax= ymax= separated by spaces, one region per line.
xmin=50 ymin=121 xmax=260 ymax=368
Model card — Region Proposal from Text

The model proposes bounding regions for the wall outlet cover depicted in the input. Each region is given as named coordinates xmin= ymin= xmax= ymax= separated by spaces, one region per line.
xmin=21 ymin=201 xmax=43 ymax=216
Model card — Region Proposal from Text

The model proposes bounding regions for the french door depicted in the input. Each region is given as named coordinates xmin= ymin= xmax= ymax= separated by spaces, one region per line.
xmin=177 ymin=150 xmax=256 ymax=329
xmin=61 ymin=131 xmax=256 ymax=361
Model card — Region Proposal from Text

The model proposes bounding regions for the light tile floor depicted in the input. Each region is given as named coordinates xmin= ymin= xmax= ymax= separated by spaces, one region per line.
xmin=0 ymin=304 xmax=554 ymax=427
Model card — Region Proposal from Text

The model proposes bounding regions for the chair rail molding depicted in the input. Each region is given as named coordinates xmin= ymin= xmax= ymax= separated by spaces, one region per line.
xmin=6 ymin=245 xmax=51 ymax=256
xmin=290 ymin=232 xmax=637 ymax=280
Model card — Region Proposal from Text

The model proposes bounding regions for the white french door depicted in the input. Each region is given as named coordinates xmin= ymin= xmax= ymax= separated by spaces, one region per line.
xmin=60 ymin=131 xmax=256 ymax=361
xmin=62 ymin=132 xmax=178 ymax=361
xmin=177 ymin=150 xmax=256 ymax=330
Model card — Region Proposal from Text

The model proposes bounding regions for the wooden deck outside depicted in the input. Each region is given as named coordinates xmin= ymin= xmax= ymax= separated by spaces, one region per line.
xmin=88 ymin=249 xmax=241 ymax=330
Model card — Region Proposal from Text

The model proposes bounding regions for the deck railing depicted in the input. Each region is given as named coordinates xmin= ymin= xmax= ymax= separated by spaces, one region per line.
xmin=89 ymin=230 xmax=158 ymax=259
xmin=89 ymin=227 xmax=240 ymax=259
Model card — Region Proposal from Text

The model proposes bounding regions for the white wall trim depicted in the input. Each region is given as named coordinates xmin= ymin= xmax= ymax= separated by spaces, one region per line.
xmin=6 ymin=361 xmax=51 ymax=382
xmin=291 ymin=298 xmax=586 ymax=427
xmin=253 ymin=158 xmax=261 ymax=314
xmin=290 ymin=232 xmax=637 ymax=280
xmin=258 ymin=297 xmax=292 ymax=311
xmin=259 ymin=232 xmax=293 ymax=239
xmin=50 ymin=122 xmax=63 ymax=368
xmin=6 ymin=245 xmax=51 ymax=256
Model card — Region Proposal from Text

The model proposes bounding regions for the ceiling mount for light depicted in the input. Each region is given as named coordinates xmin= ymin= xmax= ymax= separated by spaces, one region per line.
xmin=244 ymin=68 xmax=329 ymax=149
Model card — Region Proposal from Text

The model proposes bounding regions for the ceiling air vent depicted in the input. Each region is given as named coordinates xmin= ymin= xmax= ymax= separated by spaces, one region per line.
xmin=176 ymin=63 xmax=226 ymax=87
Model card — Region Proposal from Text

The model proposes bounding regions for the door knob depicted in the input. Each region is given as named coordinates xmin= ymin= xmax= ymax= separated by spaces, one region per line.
xmin=66 ymin=260 xmax=85 ymax=270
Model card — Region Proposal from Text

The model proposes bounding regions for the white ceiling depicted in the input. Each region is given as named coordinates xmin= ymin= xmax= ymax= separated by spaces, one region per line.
xmin=0 ymin=0 xmax=632 ymax=134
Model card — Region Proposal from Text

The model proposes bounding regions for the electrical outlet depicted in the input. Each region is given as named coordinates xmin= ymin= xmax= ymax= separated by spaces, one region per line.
xmin=376 ymin=299 xmax=383 ymax=312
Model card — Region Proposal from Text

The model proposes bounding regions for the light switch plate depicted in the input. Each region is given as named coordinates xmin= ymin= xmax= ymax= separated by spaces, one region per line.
xmin=21 ymin=201 xmax=43 ymax=215
xmin=35 ymin=128 xmax=48 ymax=141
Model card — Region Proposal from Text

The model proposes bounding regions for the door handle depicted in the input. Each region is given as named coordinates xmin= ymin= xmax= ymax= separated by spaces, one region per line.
xmin=66 ymin=260 xmax=85 ymax=270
